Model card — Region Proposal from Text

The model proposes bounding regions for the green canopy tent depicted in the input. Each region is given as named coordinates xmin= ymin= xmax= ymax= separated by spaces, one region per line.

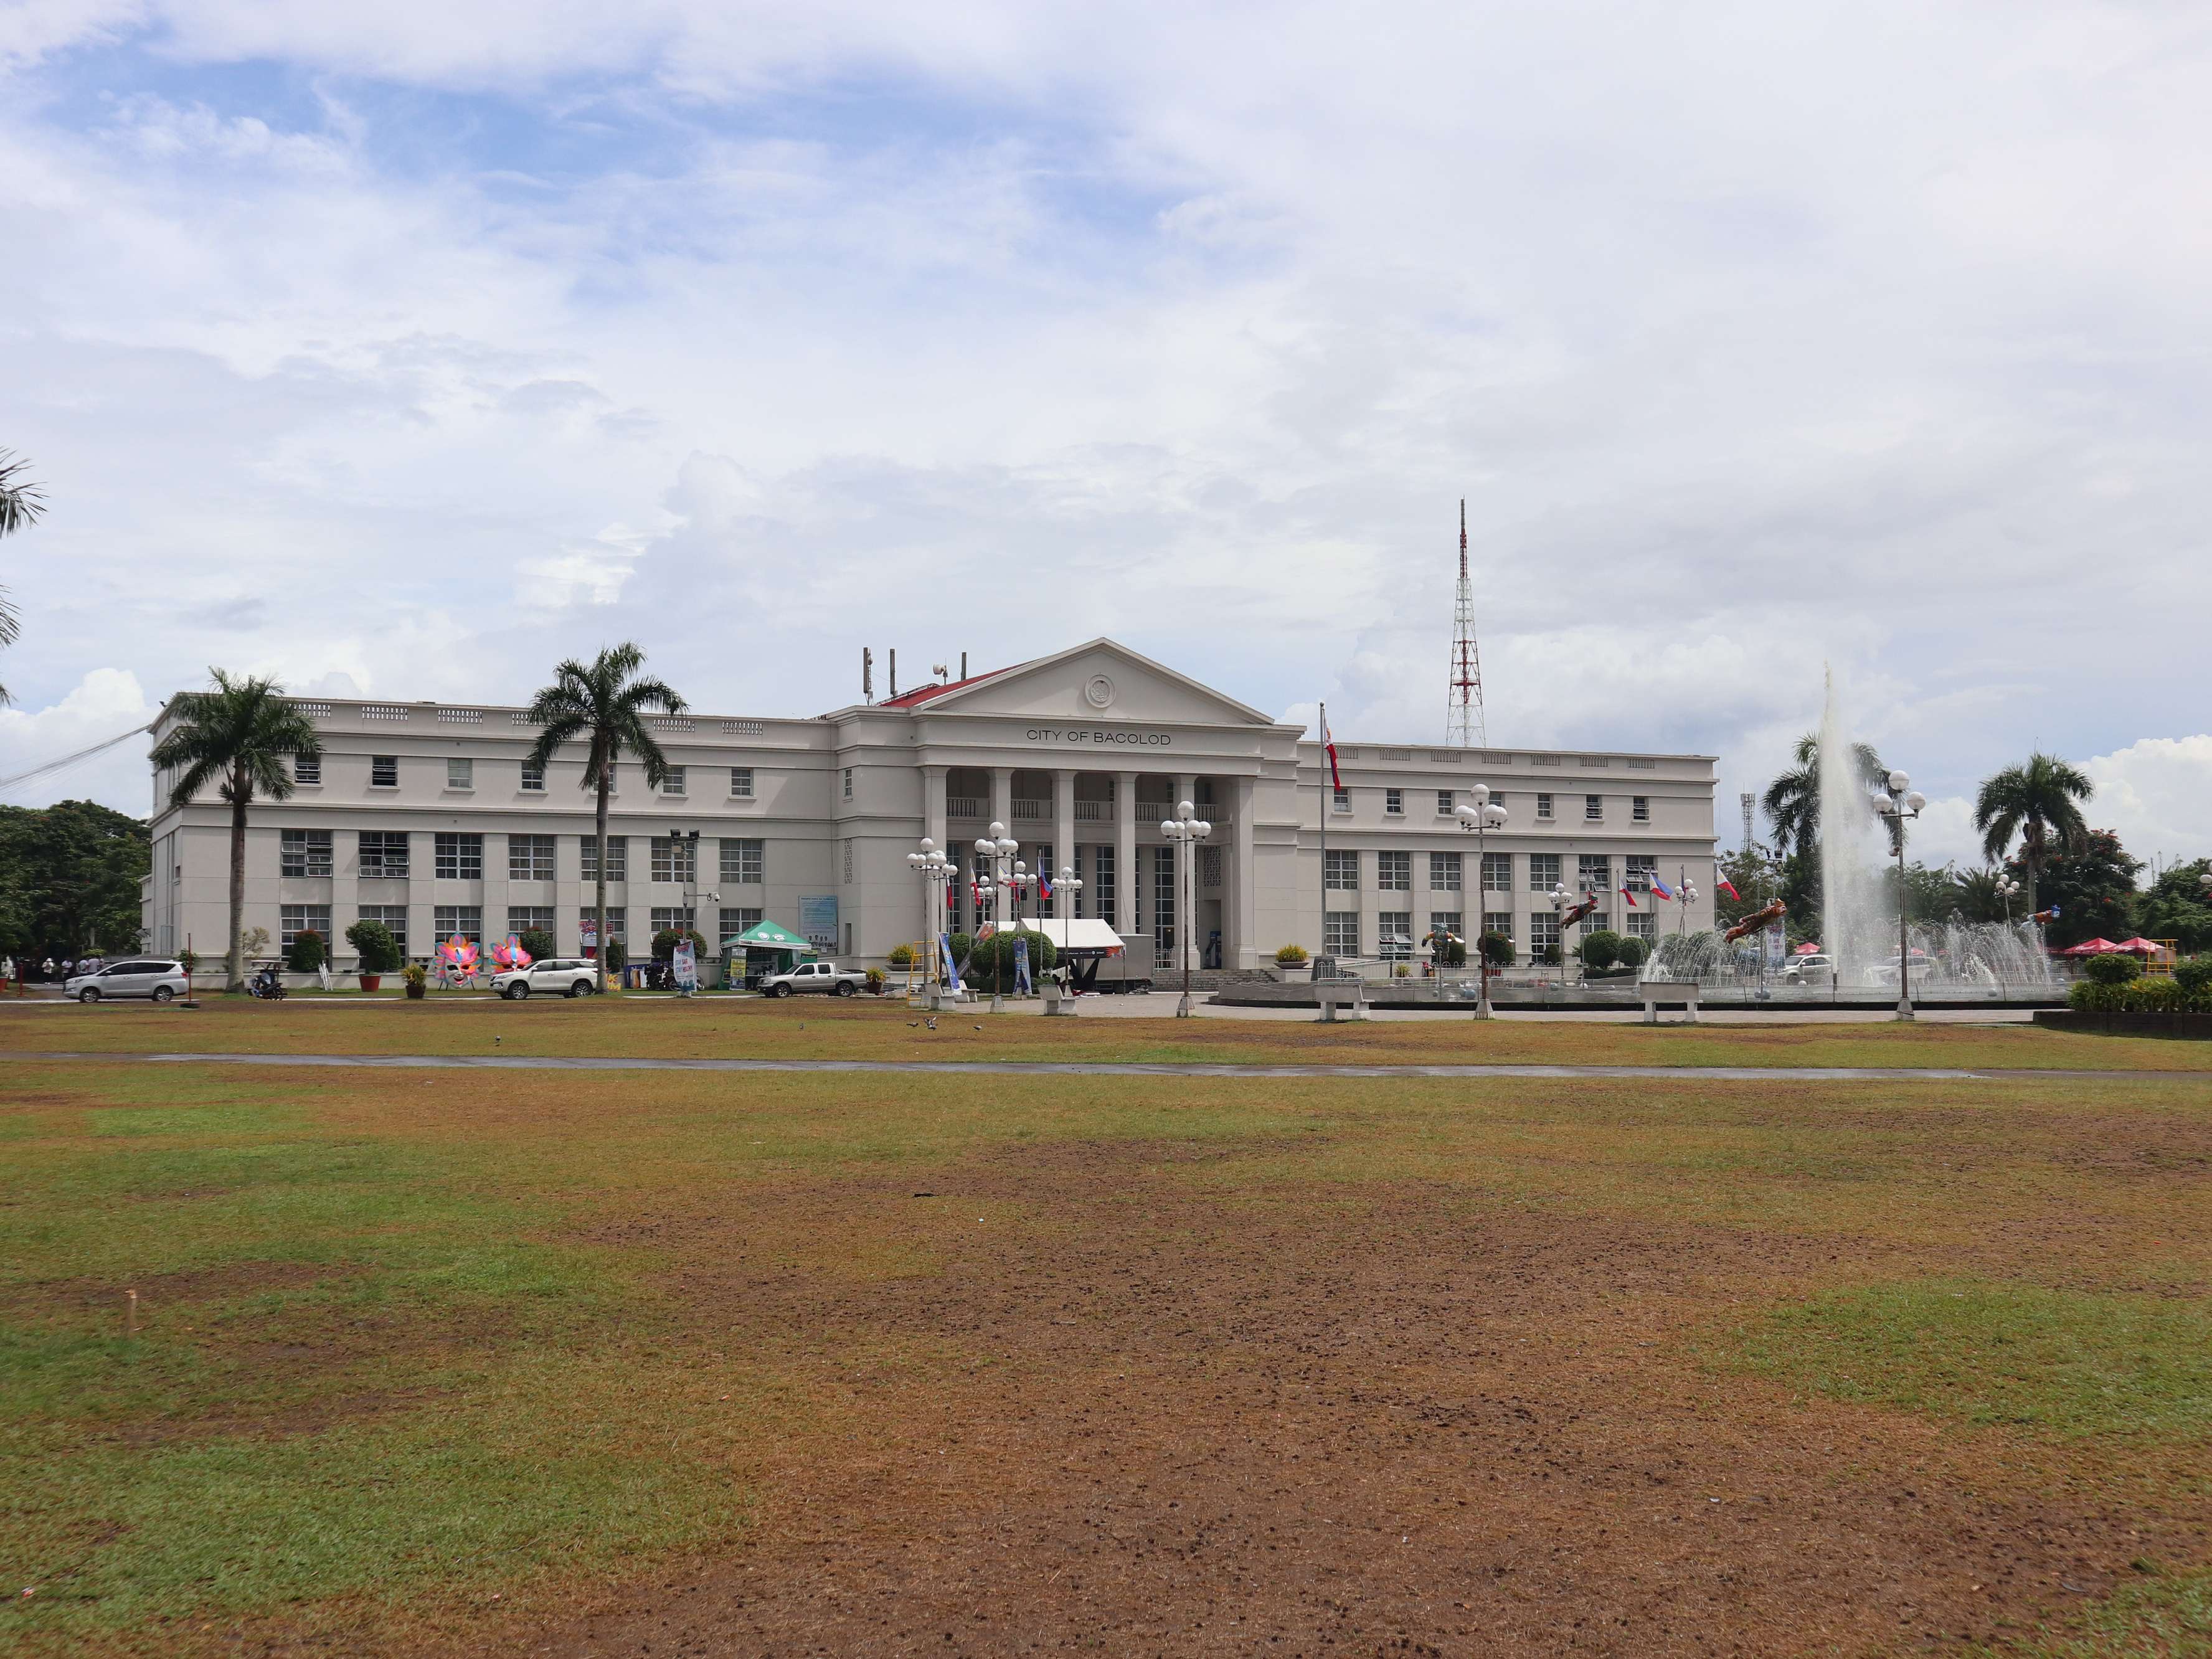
xmin=724 ymin=919 xmax=816 ymax=988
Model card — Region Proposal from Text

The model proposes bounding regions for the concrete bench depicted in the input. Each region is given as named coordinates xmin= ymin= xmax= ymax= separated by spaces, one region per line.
xmin=1316 ymin=980 xmax=1369 ymax=1023
xmin=1638 ymin=979 xmax=1700 ymax=1024
xmin=1041 ymin=981 xmax=1073 ymax=1017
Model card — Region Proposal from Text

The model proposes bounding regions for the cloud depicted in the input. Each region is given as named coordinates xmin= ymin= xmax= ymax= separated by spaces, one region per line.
xmin=2085 ymin=736 xmax=2212 ymax=867
xmin=0 ymin=668 xmax=159 ymax=809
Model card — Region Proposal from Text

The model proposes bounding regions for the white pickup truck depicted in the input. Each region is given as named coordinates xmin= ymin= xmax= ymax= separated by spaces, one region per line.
xmin=760 ymin=960 xmax=869 ymax=998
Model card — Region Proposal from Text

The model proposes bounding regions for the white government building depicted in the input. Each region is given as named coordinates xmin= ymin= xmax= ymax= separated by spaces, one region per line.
xmin=141 ymin=639 xmax=1718 ymax=974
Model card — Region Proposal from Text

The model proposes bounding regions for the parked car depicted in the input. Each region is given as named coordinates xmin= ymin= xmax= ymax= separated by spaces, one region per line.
xmin=1868 ymin=952 xmax=1933 ymax=986
xmin=493 ymin=958 xmax=602 ymax=1000
xmin=65 ymin=958 xmax=189 ymax=1003
xmin=1781 ymin=953 xmax=1835 ymax=985
xmin=761 ymin=960 xmax=867 ymax=998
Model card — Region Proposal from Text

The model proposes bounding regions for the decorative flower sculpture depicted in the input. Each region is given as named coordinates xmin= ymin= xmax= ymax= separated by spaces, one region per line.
xmin=491 ymin=934 xmax=533 ymax=971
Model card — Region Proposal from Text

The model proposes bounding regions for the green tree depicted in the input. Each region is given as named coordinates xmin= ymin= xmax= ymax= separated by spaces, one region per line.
xmin=2015 ymin=828 xmax=2139 ymax=947
xmin=518 ymin=926 xmax=559 ymax=963
xmin=1974 ymin=751 xmax=2093 ymax=917
xmin=1883 ymin=860 xmax=1964 ymax=927
xmin=344 ymin=918 xmax=404 ymax=975
xmin=149 ymin=672 xmax=323 ymax=991
xmin=1761 ymin=734 xmax=1886 ymax=861
xmin=1949 ymin=866 xmax=2013 ymax=925
xmin=1713 ymin=846 xmax=1779 ymax=933
xmin=0 ymin=449 xmax=43 ymax=706
xmin=0 ymin=800 xmax=149 ymax=957
xmin=2139 ymin=858 xmax=2212 ymax=953
xmin=522 ymin=643 xmax=687 ymax=995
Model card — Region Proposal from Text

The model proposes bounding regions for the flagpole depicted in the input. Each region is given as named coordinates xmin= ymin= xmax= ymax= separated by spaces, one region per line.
xmin=1317 ymin=701 xmax=1327 ymax=973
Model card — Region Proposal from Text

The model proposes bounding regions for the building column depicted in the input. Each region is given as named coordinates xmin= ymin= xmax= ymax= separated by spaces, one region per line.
xmin=990 ymin=767 xmax=1013 ymax=831
xmin=1114 ymin=770 xmax=1137 ymax=937
xmin=1054 ymin=770 xmax=1076 ymax=919
xmin=922 ymin=765 xmax=947 ymax=852
xmin=1234 ymin=776 xmax=1257 ymax=970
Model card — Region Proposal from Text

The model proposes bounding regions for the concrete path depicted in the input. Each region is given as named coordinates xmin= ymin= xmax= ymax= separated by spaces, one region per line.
xmin=7 ymin=1051 xmax=2197 ymax=1083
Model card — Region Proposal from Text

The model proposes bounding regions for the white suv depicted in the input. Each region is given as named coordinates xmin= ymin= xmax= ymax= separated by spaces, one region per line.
xmin=493 ymin=959 xmax=601 ymax=1000
xmin=67 ymin=959 xmax=190 ymax=1003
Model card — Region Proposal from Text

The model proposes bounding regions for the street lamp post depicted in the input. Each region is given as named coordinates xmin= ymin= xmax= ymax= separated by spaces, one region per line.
xmin=1161 ymin=799 xmax=1213 ymax=1018
xmin=973 ymin=820 xmax=1019 ymax=1013
xmin=1057 ymin=863 xmax=1084 ymax=996
xmin=1675 ymin=868 xmax=1701 ymax=937
xmin=1548 ymin=881 xmax=1576 ymax=991
xmin=1994 ymin=872 xmax=2021 ymax=925
xmin=1453 ymin=786 xmax=1509 ymax=1019
xmin=906 ymin=838 xmax=953 ymax=995
xmin=1872 ymin=768 xmax=1928 ymax=1021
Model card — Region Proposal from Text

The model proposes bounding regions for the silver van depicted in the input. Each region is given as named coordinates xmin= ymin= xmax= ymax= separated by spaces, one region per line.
xmin=66 ymin=958 xmax=189 ymax=1003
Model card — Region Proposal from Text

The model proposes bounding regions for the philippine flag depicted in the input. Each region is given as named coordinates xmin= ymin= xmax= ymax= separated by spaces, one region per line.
xmin=1649 ymin=873 xmax=1677 ymax=902
xmin=1321 ymin=709 xmax=1342 ymax=791
xmin=1717 ymin=875 xmax=1741 ymax=901
xmin=1619 ymin=884 xmax=1638 ymax=909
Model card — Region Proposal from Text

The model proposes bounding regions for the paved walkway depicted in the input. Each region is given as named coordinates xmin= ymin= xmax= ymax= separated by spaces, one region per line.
xmin=7 ymin=1051 xmax=2194 ymax=1082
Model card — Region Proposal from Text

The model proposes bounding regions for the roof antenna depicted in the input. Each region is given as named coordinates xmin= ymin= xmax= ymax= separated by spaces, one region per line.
xmin=862 ymin=647 xmax=873 ymax=705
xmin=889 ymin=648 xmax=897 ymax=700
xmin=932 ymin=663 xmax=950 ymax=683
xmin=960 ymin=651 xmax=968 ymax=679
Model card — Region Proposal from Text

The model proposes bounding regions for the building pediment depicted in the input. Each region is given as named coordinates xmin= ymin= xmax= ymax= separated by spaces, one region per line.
xmin=923 ymin=640 xmax=1281 ymax=729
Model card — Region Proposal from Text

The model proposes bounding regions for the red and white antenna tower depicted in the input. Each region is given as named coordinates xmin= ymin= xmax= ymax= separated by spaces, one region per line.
xmin=1446 ymin=498 xmax=1486 ymax=747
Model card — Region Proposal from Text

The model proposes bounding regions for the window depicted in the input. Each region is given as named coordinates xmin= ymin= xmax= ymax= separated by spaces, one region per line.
xmin=433 ymin=833 xmax=483 ymax=880
xmin=1384 ymin=788 xmax=1404 ymax=816
xmin=1585 ymin=793 xmax=1603 ymax=821
xmin=280 ymin=829 xmax=332 ymax=878
xmin=508 ymin=834 xmax=555 ymax=882
xmin=1377 ymin=850 xmax=1411 ymax=891
xmin=506 ymin=905 xmax=554 ymax=938
xmin=1331 ymin=787 xmax=1351 ymax=814
xmin=1627 ymin=911 xmax=1657 ymax=942
xmin=1482 ymin=851 xmax=1511 ymax=893
xmin=719 ymin=906 xmax=762 ymax=948
xmin=1430 ymin=911 xmax=1463 ymax=942
xmin=371 ymin=755 xmax=398 ymax=788
xmin=278 ymin=904 xmax=331 ymax=952
xmin=1529 ymin=852 xmax=1561 ymax=891
xmin=1535 ymin=792 xmax=1553 ymax=820
xmin=448 ymin=757 xmax=473 ymax=790
xmin=1324 ymin=849 xmax=1359 ymax=891
xmin=1529 ymin=912 xmax=1560 ymax=957
xmin=650 ymin=907 xmax=697 ymax=937
xmin=1624 ymin=855 xmax=1656 ymax=894
xmin=1323 ymin=912 xmax=1359 ymax=956
xmin=842 ymin=767 xmax=853 ymax=801
xmin=1579 ymin=854 xmax=1611 ymax=896
xmin=1482 ymin=910 xmax=1513 ymax=945
xmin=1430 ymin=851 xmax=1462 ymax=892
xmin=521 ymin=759 xmax=546 ymax=792
xmin=1379 ymin=912 xmax=1413 ymax=960
xmin=1632 ymin=795 xmax=1649 ymax=824
xmin=293 ymin=753 xmax=321 ymax=785
xmin=580 ymin=836 xmax=627 ymax=882
xmin=1436 ymin=790 xmax=1454 ymax=816
xmin=1093 ymin=845 xmax=1115 ymax=928
xmin=1152 ymin=845 xmax=1176 ymax=960
xmin=433 ymin=905 xmax=483 ymax=944
xmin=720 ymin=837 xmax=764 ymax=885
xmin=579 ymin=907 xmax=625 ymax=945
xmin=661 ymin=767 xmax=686 ymax=797
xmin=651 ymin=835 xmax=697 ymax=883
xmin=359 ymin=831 xmax=409 ymax=879
xmin=357 ymin=905 xmax=407 ymax=957
xmin=730 ymin=767 xmax=754 ymax=799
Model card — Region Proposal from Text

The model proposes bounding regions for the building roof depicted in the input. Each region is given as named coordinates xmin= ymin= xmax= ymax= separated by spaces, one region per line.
xmin=876 ymin=663 xmax=1023 ymax=709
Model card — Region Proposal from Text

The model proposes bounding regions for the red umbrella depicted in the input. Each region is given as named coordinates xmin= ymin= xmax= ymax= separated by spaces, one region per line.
xmin=2058 ymin=938 xmax=2123 ymax=957
xmin=2114 ymin=937 xmax=2167 ymax=955
xmin=1793 ymin=942 xmax=1822 ymax=955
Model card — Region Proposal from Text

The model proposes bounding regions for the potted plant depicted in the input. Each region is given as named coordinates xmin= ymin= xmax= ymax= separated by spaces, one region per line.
xmin=345 ymin=919 xmax=402 ymax=993
xmin=1274 ymin=943 xmax=1312 ymax=983
xmin=603 ymin=939 xmax=626 ymax=991
xmin=864 ymin=965 xmax=888 ymax=996
xmin=402 ymin=962 xmax=428 ymax=1000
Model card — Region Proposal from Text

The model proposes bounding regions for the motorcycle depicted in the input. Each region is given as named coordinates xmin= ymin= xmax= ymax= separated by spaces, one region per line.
xmin=248 ymin=967 xmax=287 ymax=1001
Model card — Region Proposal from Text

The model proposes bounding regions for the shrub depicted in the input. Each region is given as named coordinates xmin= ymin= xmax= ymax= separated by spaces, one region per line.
xmin=963 ymin=930 xmax=1058 ymax=993
xmin=864 ymin=966 xmax=887 ymax=993
xmin=1615 ymin=936 xmax=1650 ymax=969
xmin=1444 ymin=939 xmax=1468 ymax=968
xmin=1391 ymin=962 xmax=1411 ymax=978
xmin=652 ymin=927 xmax=708 ymax=962
xmin=1478 ymin=932 xmax=1515 ymax=967
xmin=2123 ymin=976 xmax=2186 ymax=1012
xmin=1579 ymin=930 xmax=1622 ymax=971
xmin=286 ymin=929 xmax=326 ymax=973
xmin=2175 ymin=956 xmax=2212 ymax=1003
xmin=177 ymin=947 xmax=199 ymax=976
xmin=1275 ymin=943 xmax=1310 ymax=965
xmin=886 ymin=943 xmax=916 ymax=968
xmin=2083 ymin=953 xmax=2142 ymax=985
xmin=344 ymin=919 xmax=402 ymax=975
xmin=518 ymin=927 xmax=558 ymax=963
xmin=604 ymin=940 xmax=626 ymax=976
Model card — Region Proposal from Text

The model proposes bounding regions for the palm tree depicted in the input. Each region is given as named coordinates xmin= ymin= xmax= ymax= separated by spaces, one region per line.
xmin=523 ymin=644 xmax=687 ymax=988
xmin=1975 ymin=752 xmax=2092 ymax=917
xmin=1761 ymin=733 xmax=1888 ymax=859
xmin=148 ymin=671 xmax=323 ymax=991
xmin=1950 ymin=865 xmax=2010 ymax=925
xmin=0 ymin=449 xmax=44 ymax=706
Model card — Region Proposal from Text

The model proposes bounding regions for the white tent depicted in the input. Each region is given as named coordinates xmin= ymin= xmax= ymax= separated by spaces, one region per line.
xmin=1003 ymin=918 xmax=1127 ymax=955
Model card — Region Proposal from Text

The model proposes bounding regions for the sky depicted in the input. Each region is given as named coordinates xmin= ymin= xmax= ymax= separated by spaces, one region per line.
xmin=2 ymin=1 xmax=2208 ymax=874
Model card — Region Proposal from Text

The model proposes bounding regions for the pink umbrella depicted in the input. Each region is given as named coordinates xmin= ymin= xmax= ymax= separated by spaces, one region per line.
xmin=1793 ymin=942 xmax=1823 ymax=955
xmin=2058 ymin=938 xmax=2123 ymax=957
xmin=2113 ymin=937 xmax=2167 ymax=956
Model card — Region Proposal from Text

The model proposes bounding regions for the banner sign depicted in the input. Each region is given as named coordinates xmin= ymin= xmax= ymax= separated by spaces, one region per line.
xmin=940 ymin=931 xmax=962 ymax=991
xmin=1014 ymin=937 xmax=1033 ymax=995
xmin=672 ymin=938 xmax=698 ymax=993
xmin=798 ymin=895 xmax=839 ymax=950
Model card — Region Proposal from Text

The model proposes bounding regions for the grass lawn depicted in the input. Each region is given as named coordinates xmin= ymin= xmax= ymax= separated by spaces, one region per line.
xmin=2 ymin=992 xmax=2208 ymax=1072
xmin=4 ymin=1049 xmax=2211 ymax=1655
